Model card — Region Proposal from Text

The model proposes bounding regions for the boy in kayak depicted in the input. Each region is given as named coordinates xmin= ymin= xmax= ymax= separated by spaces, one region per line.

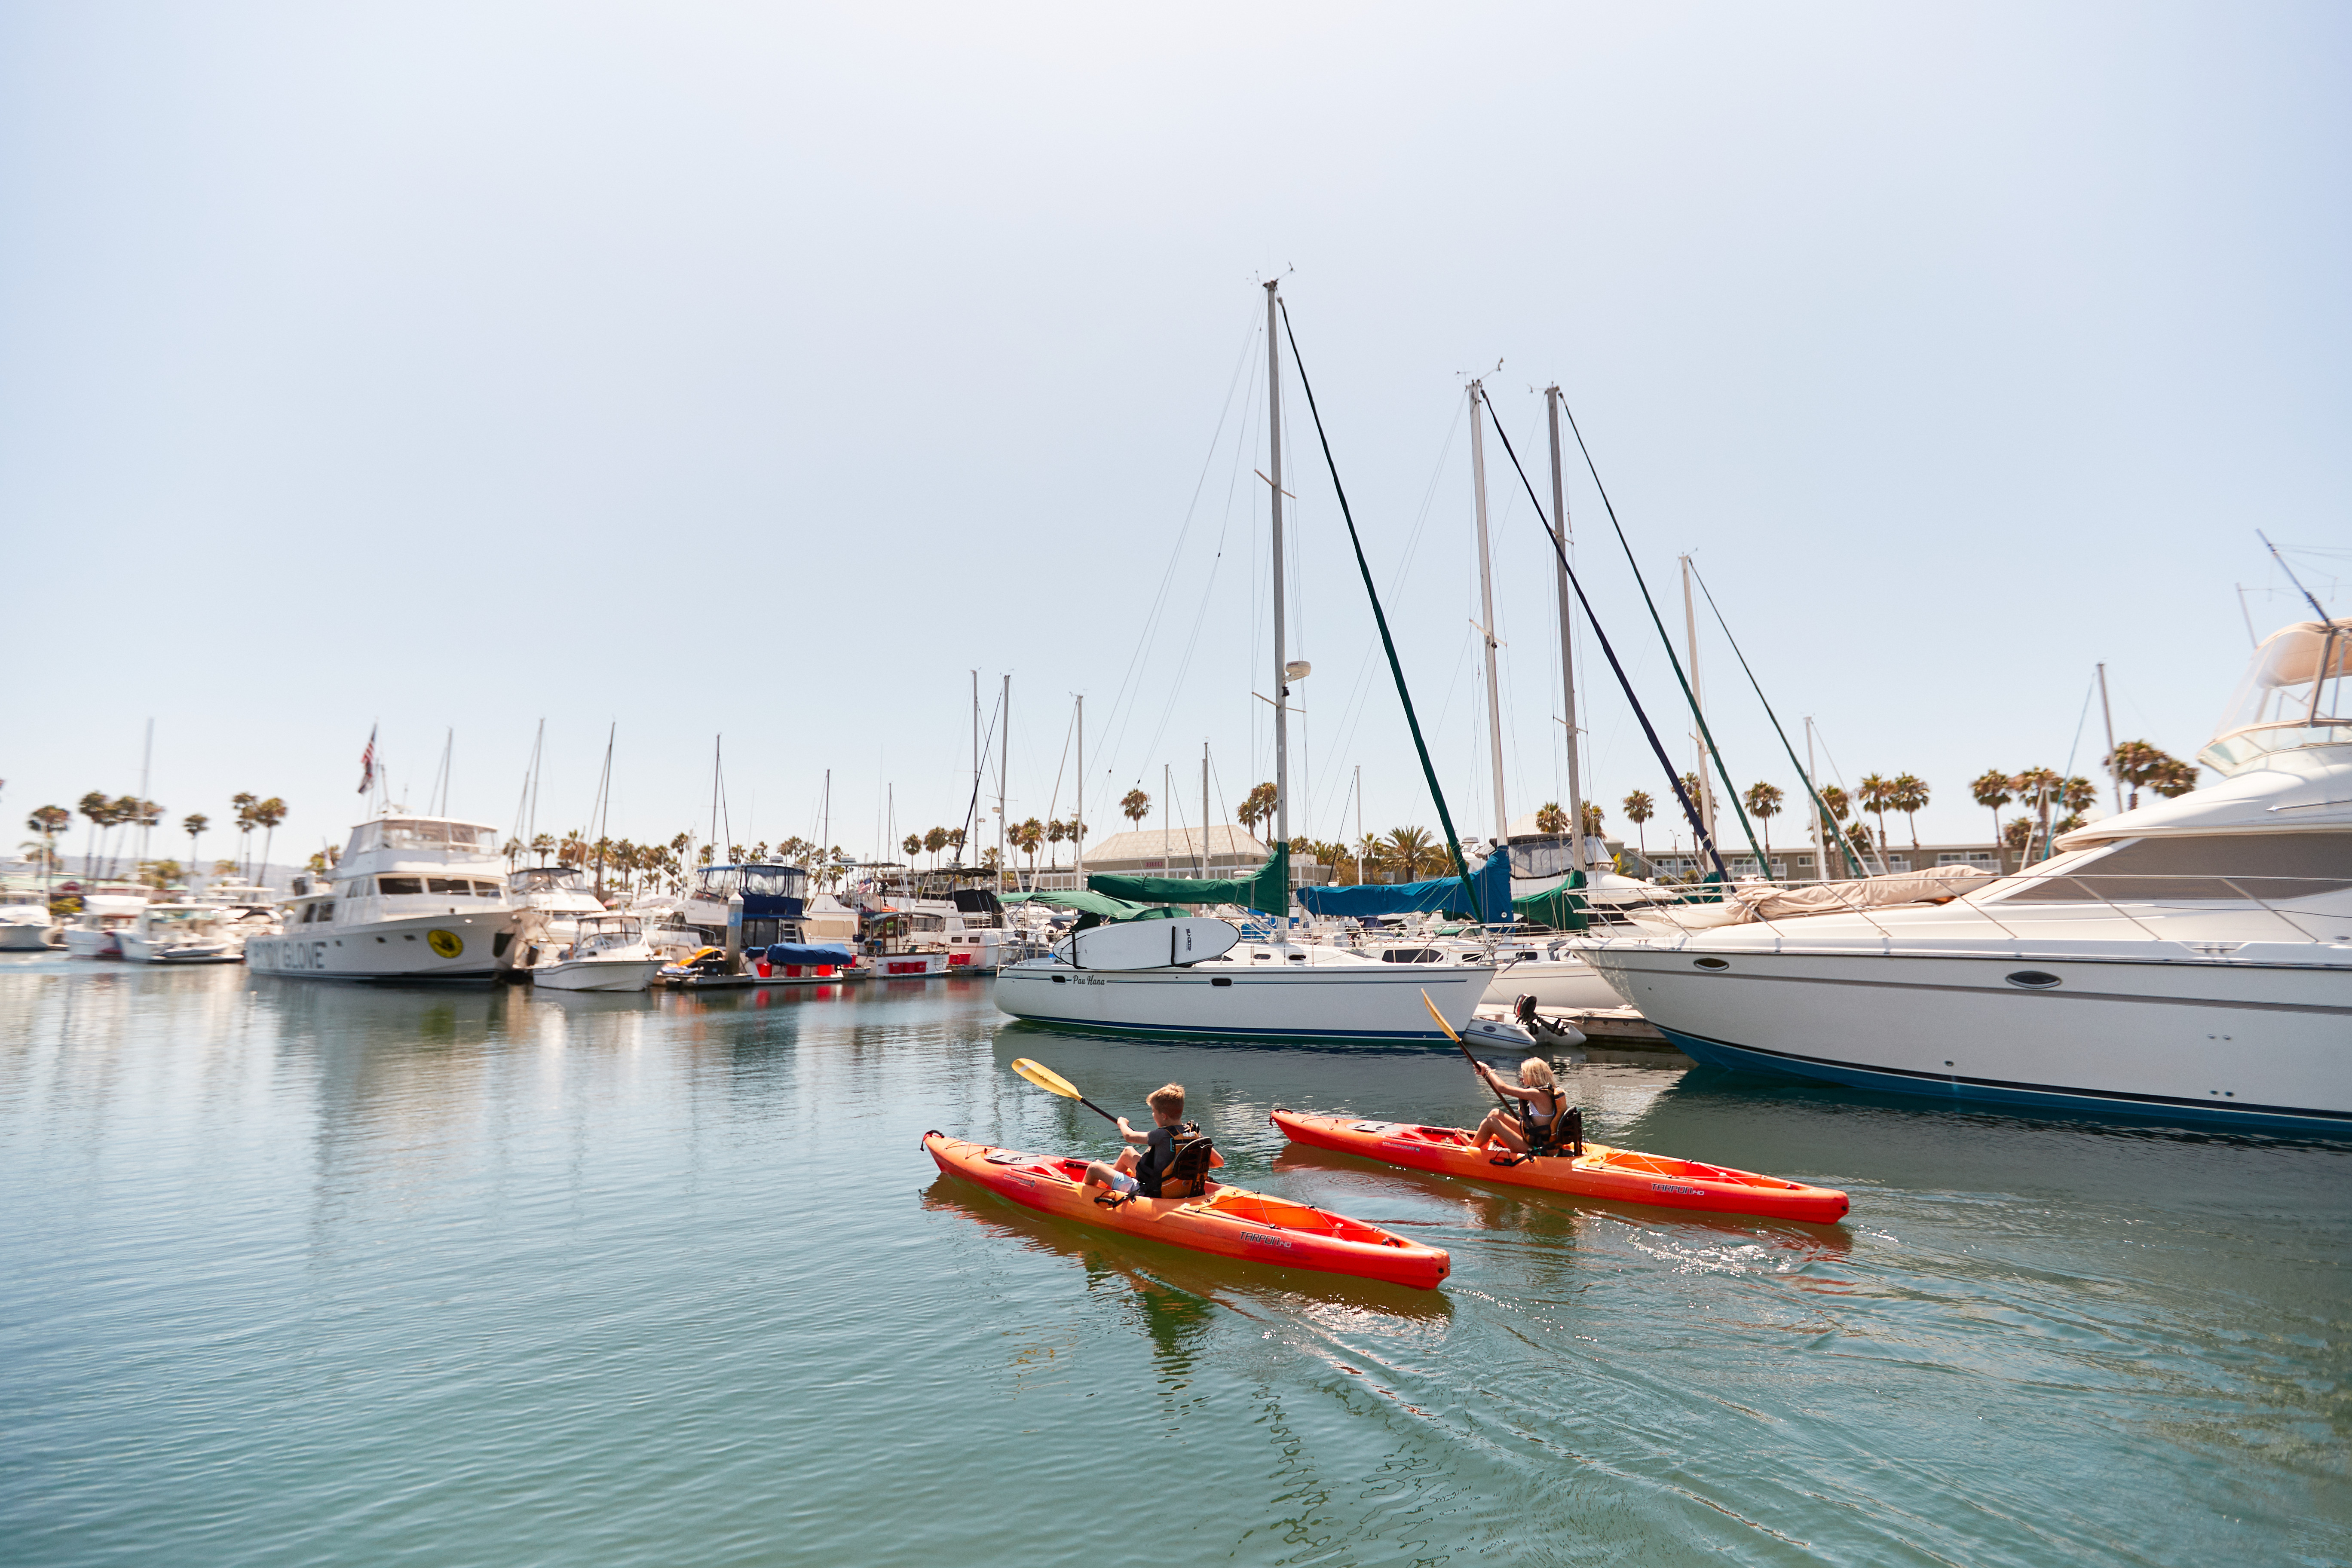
xmin=1471 ymin=1057 xmax=1566 ymax=1156
xmin=1081 ymin=1083 xmax=1224 ymax=1201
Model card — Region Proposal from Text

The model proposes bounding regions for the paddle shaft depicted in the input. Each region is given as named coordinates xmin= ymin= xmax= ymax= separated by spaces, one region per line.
xmin=1457 ymin=1038 xmax=1516 ymax=1111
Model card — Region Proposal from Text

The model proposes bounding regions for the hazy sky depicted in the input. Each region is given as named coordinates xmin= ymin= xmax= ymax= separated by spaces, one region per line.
xmin=5 ymin=2 xmax=2346 ymax=873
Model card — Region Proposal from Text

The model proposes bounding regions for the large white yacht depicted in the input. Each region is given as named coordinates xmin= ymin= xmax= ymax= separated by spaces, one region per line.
xmin=0 ymin=895 xmax=56 ymax=950
xmin=246 ymin=815 xmax=521 ymax=981
xmin=1571 ymin=620 xmax=2352 ymax=1133
xmin=62 ymin=892 xmax=149 ymax=959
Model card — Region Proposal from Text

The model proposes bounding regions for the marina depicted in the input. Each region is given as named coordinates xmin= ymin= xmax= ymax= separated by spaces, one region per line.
xmin=6 ymin=7 xmax=2349 ymax=1561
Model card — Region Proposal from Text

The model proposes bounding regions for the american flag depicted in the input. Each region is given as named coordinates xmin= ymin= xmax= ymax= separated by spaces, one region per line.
xmin=357 ymin=726 xmax=377 ymax=795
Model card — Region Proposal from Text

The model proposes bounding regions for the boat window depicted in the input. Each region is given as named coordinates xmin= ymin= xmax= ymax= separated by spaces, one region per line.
xmin=739 ymin=867 xmax=807 ymax=897
xmin=913 ymin=914 xmax=946 ymax=932
xmin=380 ymin=820 xmax=447 ymax=849
xmin=380 ymin=876 xmax=424 ymax=895
xmin=336 ymin=878 xmax=371 ymax=897
xmin=510 ymin=867 xmax=587 ymax=892
xmin=698 ymin=869 xmax=740 ymax=897
xmin=1381 ymin=947 xmax=1444 ymax=965
xmin=2003 ymin=832 xmax=2352 ymax=902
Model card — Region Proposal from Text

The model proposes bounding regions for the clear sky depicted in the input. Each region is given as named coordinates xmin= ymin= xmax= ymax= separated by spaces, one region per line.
xmin=4 ymin=2 xmax=2346 ymax=874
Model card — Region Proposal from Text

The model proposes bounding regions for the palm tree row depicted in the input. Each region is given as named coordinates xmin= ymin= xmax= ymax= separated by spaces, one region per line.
xmin=30 ymin=791 xmax=285 ymax=887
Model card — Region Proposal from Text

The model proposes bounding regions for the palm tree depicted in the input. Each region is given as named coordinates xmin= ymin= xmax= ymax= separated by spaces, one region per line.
xmin=925 ymin=826 xmax=950 ymax=867
xmin=901 ymin=832 xmax=923 ymax=861
xmin=28 ymin=805 xmax=68 ymax=890
xmin=1857 ymin=774 xmax=1895 ymax=862
xmin=1382 ymin=826 xmax=1442 ymax=879
xmin=2009 ymin=767 xmax=2061 ymax=860
xmin=947 ymin=827 xmax=969 ymax=862
xmin=560 ymin=831 xmax=589 ymax=867
xmin=1044 ymin=818 xmax=1066 ymax=867
xmin=1621 ymin=790 xmax=1654 ymax=855
xmin=2003 ymin=817 xmax=2035 ymax=852
xmin=1534 ymin=802 xmax=1567 ymax=835
xmin=1579 ymin=801 xmax=1605 ymax=839
xmin=1121 ymin=788 xmax=1151 ymax=830
xmin=1015 ymin=817 xmax=1045 ymax=877
xmin=1889 ymin=774 xmax=1928 ymax=848
xmin=2109 ymin=741 xmax=2196 ymax=811
xmin=1236 ymin=781 xmax=1277 ymax=836
xmin=183 ymin=814 xmax=209 ymax=884
xmin=1969 ymin=769 xmax=2013 ymax=858
xmin=77 ymin=791 xmax=114 ymax=882
xmin=230 ymin=792 xmax=258 ymax=883
xmin=1743 ymin=782 xmax=1783 ymax=867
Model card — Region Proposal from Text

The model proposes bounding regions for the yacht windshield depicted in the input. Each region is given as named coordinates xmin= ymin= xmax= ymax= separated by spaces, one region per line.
xmin=380 ymin=820 xmax=499 ymax=853
xmin=510 ymin=867 xmax=589 ymax=892
xmin=740 ymin=867 xmax=807 ymax=898
xmin=2214 ymin=623 xmax=2351 ymax=735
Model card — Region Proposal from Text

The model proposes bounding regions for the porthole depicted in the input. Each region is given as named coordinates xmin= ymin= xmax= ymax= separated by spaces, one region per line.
xmin=1211 ymin=977 xmax=1233 ymax=987
xmin=2006 ymin=971 xmax=2062 ymax=989
xmin=1694 ymin=957 xmax=1730 ymax=971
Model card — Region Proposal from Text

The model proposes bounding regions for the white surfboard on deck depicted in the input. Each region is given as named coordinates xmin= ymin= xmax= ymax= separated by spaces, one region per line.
xmin=1052 ymin=916 xmax=1240 ymax=971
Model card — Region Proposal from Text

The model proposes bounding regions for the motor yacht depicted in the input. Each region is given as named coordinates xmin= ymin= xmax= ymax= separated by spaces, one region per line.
xmin=120 ymin=899 xmax=246 ymax=964
xmin=0 ymin=896 xmax=55 ymax=950
xmin=527 ymin=913 xmax=662 ymax=992
xmin=245 ymin=815 xmax=521 ymax=981
xmin=62 ymin=893 xmax=148 ymax=959
xmin=1571 ymin=620 xmax=2352 ymax=1133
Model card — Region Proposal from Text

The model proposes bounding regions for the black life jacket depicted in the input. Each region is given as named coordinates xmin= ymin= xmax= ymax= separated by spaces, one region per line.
xmin=1135 ymin=1121 xmax=1214 ymax=1198
xmin=1519 ymin=1087 xmax=1583 ymax=1157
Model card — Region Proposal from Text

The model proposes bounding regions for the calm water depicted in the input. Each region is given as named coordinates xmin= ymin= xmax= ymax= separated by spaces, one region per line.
xmin=1 ymin=954 xmax=2345 ymax=1566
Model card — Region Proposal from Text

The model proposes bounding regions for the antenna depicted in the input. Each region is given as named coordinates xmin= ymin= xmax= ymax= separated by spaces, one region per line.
xmin=2259 ymin=530 xmax=2334 ymax=623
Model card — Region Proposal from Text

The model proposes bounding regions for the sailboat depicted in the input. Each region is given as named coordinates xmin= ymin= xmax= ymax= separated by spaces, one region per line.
xmin=993 ymin=284 xmax=1496 ymax=1043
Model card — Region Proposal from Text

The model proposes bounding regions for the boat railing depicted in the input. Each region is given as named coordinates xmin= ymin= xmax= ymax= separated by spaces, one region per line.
xmin=1621 ymin=869 xmax=2348 ymax=950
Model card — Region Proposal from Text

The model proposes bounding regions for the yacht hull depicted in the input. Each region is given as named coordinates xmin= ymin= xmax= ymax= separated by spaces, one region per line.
xmin=994 ymin=961 xmax=1495 ymax=1042
xmin=62 ymin=929 xmax=122 ymax=959
xmin=1581 ymin=944 xmax=2352 ymax=1133
xmin=119 ymin=934 xmax=242 ymax=964
xmin=1482 ymin=957 xmax=1625 ymax=1011
xmin=0 ymin=923 xmax=53 ymax=951
xmin=246 ymin=911 xmax=515 ymax=981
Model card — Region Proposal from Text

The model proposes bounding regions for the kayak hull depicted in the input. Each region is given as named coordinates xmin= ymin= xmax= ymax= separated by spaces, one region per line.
xmin=1271 ymin=1109 xmax=1850 ymax=1224
xmin=923 ymin=1132 xmax=1450 ymax=1289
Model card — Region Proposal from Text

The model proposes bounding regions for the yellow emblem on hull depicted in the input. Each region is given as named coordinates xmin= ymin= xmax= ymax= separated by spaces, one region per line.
xmin=426 ymin=928 xmax=464 ymax=959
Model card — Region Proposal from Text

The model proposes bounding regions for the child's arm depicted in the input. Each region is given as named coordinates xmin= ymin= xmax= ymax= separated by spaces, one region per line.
xmin=1115 ymin=1117 xmax=1152 ymax=1143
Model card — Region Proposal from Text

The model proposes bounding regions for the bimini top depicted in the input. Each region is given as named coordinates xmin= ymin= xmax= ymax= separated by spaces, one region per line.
xmin=340 ymin=816 xmax=504 ymax=867
xmin=2201 ymin=619 xmax=2352 ymax=776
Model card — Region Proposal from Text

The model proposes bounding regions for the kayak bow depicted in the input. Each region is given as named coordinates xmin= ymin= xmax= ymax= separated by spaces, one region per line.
xmin=1271 ymin=1109 xmax=1849 ymax=1224
xmin=923 ymin=1131 xmax=1450 ymax=1289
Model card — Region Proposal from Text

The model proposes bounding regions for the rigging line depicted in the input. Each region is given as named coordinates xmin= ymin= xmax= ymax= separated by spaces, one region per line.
xmin=1476 ymin=403 xmax=1727 ymax=882
xmin=1044 ymin=701 xmax=1076 ymax=831
xmin=1687 ymin=561 xmax=1865 ymax=877
xmin=959 ymin=691 xmax=1004 ymax=860
xmin=1097 ymin=311 xmax=1260 ymax=789
xmin=1277 ymin=300 xmax=1484 ymax=922
xmin=1552 ymin=400 xmax=1766 ymax=870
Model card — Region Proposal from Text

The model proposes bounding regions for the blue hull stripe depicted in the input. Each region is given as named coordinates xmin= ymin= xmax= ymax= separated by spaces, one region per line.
xmin=1002 ymin=1011 xmax=1455 ymax=1044
xmin=1656 ymin=1026 xmax=2350 ymax=1134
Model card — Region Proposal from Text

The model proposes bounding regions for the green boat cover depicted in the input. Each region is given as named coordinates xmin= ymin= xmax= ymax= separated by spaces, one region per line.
xmin=1087 ymin=843 xmax=1289 ymax=915
xmin=1511 ymin=873 xmax=1590 ymax=932
xmin=999 ymin=888 xmax=1182 ymax=922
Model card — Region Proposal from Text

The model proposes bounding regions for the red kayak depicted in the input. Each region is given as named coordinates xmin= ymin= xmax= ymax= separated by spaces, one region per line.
xmin=924 ymin=1132 xmax=1450 ymax=1289
xmin=1271 ymin=1109 xmax=1850 ymax=1224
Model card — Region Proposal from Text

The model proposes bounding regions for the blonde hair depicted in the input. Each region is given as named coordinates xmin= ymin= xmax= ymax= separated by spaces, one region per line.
xmin=1147 ymin=1083 xmax=1187 ymax=1118
xmin=1519 ymin=1059 xmax=1558 ymax=1091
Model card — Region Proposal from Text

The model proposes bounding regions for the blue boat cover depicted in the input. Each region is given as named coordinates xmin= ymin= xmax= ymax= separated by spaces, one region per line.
xmin=1294 ymin=848 xmax=1511 ymax=920
xmin=764 ymin=942 xmax=856 ymax=966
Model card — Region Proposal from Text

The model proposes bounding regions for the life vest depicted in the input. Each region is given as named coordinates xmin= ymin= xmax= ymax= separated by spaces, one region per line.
xmin=1135 ymin=1121 xmax=1214 ymax=1198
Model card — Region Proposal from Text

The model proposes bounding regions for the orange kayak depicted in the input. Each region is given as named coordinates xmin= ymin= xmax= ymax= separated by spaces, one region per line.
xmin=923 ymin=1132 xmax=1450 ymax=1289
xmin=1271 ymin=1109 xmax=1850 ymax=1224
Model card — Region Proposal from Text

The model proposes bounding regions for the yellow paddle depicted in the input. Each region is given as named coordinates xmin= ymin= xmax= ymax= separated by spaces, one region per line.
xmin=1423 ymin=989 xmax=1516 ymax=1113
xmin=1010 ymin=1057 xmax=1121 ymax=1127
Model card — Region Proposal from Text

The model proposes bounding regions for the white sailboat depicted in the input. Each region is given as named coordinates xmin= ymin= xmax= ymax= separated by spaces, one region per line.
xmin=1571 ymin=618 xmax=2352 ymax=1133
xmin=246 ymin=815 xmax=521 ymax=981
xmin=994 ymin=282 xmax=1497 ymax=1042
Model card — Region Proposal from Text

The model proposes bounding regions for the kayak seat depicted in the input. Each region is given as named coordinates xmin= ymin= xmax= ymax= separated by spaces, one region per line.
xmin=1157 ymin=1135 xmax=1218 ymax=1200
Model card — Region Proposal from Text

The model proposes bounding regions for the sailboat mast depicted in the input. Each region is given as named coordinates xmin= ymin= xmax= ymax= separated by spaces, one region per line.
xmin=1545 ymin=386 xmax=1585 ymax=874
xmin=1680 ymin=556 xmax=1716 ymax=855
xmin=592 ymin=722 xmax=614 ymax=897
xmin=821 ymin=768 xmax=831 ymax=888
xmin=1265 ymin=280 xmax=1289 ymax=934
xmin=1073 ymin=695 xmax=1084 ymax=880
xmin=1469 ymin=383 xmax=1508 ymax=846
xmin=997 ymin=674 xmax=1009 ymax=894
xmin=2097 ymin=662 xmax=2120 ymax=815
xmin=1200 ymin=742 xmax=1209 ymax=878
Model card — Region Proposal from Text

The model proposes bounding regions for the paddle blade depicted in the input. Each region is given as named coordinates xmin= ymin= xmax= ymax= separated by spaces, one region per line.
xmin=1010 ymin=1057 xmax=1084 ymax=1100
xmin=1420 ymin=989 xmax=1463 ymax=1044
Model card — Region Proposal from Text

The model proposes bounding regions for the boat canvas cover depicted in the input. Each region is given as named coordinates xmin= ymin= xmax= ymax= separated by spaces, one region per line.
xmin=1295 ymin=848 xmax=1508 ymax=920
xmin=1511 ymin=874 xmax=1590 ymax=931
xmin=763 ymin=942 xmax=856 ymax=966
xmin=1087 ymin=844 xmax=1289 ymax=916
xmin=1000 ymin=889 xmax=1182 ymax=922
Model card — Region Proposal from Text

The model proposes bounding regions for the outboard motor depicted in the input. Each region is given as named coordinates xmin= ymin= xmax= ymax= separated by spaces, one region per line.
xmin=1513 ymin=993 xmax=1540 ymax=1028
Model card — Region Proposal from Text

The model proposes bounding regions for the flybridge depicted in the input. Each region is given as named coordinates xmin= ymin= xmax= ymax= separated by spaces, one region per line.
xmin=686 ymin=864 xmax=808 ymax=921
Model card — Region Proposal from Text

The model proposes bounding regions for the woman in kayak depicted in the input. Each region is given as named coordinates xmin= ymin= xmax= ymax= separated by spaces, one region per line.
xmin=1470 ymin=1058 xmax=1564 ymax=1156
xmin=1081 ymin=1083 xmax=1225 ymax=1200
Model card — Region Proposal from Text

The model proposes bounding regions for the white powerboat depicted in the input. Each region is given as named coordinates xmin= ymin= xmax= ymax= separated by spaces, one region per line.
xmin=62 ymin=893 xmax=147 ymax=959
xmin=0 ymin=897 xmax=55 ymax=950
xmin=528 ymin=913 xmax=661 ymax=992
xmin=1570 ymin=619 xmax=2352 ymax=1133
xmin=246 ymin=815 xmax=521 ymax=981
xmin=120 ymin=899 xmax=246 ymax=964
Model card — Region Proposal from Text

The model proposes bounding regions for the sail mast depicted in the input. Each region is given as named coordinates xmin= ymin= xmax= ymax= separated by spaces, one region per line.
xmin=1470 ymin=382 xmax=1508 ymax=848
xmin=1545 ymin=386 xmax=1585 ymax=874
xmin=1265 ymin=279 xmax=1290 ymax=937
